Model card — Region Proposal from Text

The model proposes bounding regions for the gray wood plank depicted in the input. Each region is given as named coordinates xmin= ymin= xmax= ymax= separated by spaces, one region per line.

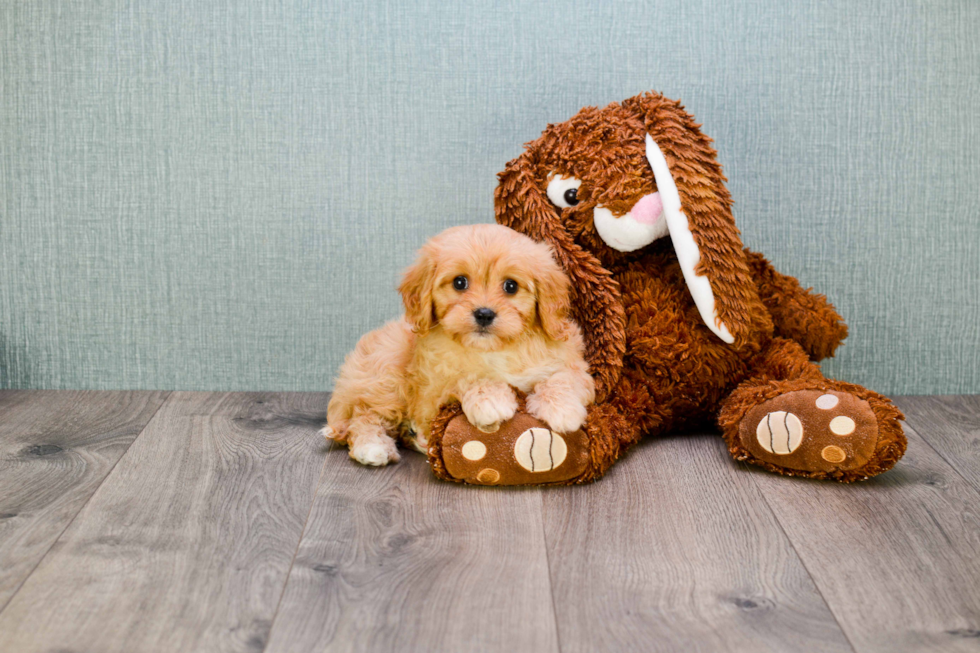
xmin=542 ymin=434 xmax=853 ymax=653
xmin=0 ymin=391 xmax=326 ymax=653
xmin=0 ymin=390 xmax=169 ymax=610
xmin=264 ymin=446 xmax=560 ymax=653
xmin=895 ymin=395 xmax=980 ymax=493
xmin=749 ymin=421 xmax=980 ymax=652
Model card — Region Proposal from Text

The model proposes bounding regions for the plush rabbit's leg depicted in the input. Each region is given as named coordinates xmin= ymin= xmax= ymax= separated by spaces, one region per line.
xmin=744 ymin=250 xmax=849 ymax=361
xmin=426 ymin=394 xmax=639 ymax=486
xmin=718 ymin=338 xmax=906 ymax=481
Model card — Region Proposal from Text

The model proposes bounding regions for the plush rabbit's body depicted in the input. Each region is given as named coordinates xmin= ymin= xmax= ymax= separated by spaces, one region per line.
xmin=428 ymin=92 xmax=905 ymax=485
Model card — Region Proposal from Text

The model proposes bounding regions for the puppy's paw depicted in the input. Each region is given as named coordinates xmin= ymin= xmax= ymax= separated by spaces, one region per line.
xmin=349 ymin=433 xmax=401 ymax=466
xmin=406 ymin=438 xmax=427 ymax=454
xmin=405 ymin=427 xmax=429 ymax=454
xmin=320 ymin=425 xmax=341 ymax=441
xmin=461 ymin=383 xmax=518 ymax=431
xmin=527 ymin=388 xmax=588 ymax=434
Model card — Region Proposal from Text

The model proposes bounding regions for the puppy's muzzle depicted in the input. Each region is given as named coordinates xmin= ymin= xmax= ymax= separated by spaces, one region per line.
xmin=473 ymin=308 xmax=496 ymax=327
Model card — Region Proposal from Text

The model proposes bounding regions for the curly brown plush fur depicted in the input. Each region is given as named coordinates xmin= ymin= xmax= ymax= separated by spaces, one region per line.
xmin=428 ymin=91 xmax=905 ymax=484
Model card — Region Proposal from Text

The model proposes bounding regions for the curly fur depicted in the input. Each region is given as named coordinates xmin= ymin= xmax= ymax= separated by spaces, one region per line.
xmin=326 ymin=224 xmax=594 ymax=466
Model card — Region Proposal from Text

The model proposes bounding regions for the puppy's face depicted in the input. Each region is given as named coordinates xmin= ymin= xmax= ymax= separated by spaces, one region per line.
xmin=400 ymin=224 xmax=570 ymax=350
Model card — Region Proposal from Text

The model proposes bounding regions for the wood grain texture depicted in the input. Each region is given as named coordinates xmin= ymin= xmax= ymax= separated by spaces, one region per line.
xmin=2 ymin=392 xmax=978 ymax=652
xmin=895 ymin=395 xmax=980 ymax=493
xmin=0 ymin=391 xmax=327 ymax=653
xmin=750 ymin=422 xmax=980 ymax=652
xmin=0 ymin=390 xmax=169 ymax=610
xmin=264 ymin=447 xmax=559 ymax=653
xmin=542 ymin=434 xmax=852 ymax=653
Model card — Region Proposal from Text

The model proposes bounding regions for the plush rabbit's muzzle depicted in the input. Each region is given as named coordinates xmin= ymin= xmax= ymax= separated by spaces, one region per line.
xmin=592 ymin=190 xmax=668 ymax=253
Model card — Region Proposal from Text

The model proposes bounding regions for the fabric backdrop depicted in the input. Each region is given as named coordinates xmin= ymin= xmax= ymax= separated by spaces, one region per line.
xmin=1 ymin=0 xmax=978 ymax=394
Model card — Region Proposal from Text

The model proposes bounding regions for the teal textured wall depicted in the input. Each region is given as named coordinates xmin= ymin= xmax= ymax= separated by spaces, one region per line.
xmin=1 ymin=0 xmax=978 ymax=393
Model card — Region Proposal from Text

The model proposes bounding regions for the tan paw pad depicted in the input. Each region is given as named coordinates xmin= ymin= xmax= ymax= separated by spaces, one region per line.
xmin=477 ymin=468 xmax=500 ymax=484
xmin=461 ymin=440 xmax=487 ymax=461
xmin=821 ymin=445 xmax=847 ymax=463
xmin=815 ymin=394 xmax=839 ymax=410
xmin=755 ymin=411 xmax=804 ymax=454
xmin=514 ymin=428 xmax=567 ymax=472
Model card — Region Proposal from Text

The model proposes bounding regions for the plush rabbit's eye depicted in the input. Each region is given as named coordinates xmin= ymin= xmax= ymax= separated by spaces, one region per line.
xmin=453 ymin=275 xmax=468 ymax=291
xmin=547 ymin=173 xmax=582 ymax=209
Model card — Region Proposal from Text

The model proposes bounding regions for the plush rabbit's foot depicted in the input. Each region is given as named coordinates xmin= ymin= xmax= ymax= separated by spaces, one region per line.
xmin=435 ymin=410 xmax=590 ymax=486
xmin=737 ymin=390 xmax=879 ymax=475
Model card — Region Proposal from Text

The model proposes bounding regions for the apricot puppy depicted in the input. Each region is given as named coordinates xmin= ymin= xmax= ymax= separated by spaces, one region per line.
xmin=322 ymin=224 xmax=595 ymax=466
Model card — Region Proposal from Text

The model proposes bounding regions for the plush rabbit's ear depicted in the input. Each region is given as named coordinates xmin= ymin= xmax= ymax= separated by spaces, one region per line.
xmin=627 ymin=93 xmax=765 ymax=348
xmin=496 ymin=153 xmax=625 ymax=401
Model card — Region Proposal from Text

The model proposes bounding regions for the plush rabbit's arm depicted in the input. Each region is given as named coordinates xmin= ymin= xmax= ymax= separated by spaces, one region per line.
xmin=744 ymin=249 xmax=848 ymax=361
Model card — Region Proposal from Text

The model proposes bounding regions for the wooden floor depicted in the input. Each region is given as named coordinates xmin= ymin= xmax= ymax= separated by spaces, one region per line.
xmin=0 ymin=392 xmax=978 ymax=652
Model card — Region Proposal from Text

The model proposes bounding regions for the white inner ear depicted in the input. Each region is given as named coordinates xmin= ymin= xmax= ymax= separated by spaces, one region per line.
xmin=645 ymin=134 xmax=734 ymax=345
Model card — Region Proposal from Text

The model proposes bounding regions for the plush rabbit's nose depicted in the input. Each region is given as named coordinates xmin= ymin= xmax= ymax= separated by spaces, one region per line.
xmin=630 ymin=192 xmax=663 ymax=225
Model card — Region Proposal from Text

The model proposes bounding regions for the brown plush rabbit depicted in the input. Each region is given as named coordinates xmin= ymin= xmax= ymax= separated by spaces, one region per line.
xmin=427 ymin=91 xmax=906 ymax=485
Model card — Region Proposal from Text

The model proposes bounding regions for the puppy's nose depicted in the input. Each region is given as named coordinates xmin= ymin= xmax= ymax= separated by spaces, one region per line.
xmin=473 ymin=308 xmax=496 ymax=327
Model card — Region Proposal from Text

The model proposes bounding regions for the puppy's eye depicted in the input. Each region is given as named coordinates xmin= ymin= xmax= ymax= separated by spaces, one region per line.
xmin=452 ymin=275 xmax=468 ymax=291
xmin=546 ymin=173 xmax=583 ymax=209
xmin=503 ymin=279 xmax=518 ymax=295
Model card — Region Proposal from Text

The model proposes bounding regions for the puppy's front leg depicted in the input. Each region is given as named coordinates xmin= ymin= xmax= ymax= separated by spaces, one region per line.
xmin=459 ymin=381 xmax=518 ymax=432
xmin=527 ymin=368 xmax=595 ymax=433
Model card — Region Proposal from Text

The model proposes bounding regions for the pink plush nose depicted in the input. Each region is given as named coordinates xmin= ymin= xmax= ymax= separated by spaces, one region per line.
xmin=630 ymin=192 xmax=663 ymax=225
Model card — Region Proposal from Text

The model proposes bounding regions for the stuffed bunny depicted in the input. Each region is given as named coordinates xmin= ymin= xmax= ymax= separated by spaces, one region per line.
xmin=427 ymin=91 xmax=905 ymax=485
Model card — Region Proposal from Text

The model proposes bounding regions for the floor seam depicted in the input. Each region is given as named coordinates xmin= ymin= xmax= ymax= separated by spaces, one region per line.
xmin=0 ymin=390 xmax=172 ymax=616
xmin=263 ymin=438 xmax=332 ymax=652
xmin=751 ymin=472 xmax=860 ymax=653
xmin=539 ymin=491 xmax=564 ymax=653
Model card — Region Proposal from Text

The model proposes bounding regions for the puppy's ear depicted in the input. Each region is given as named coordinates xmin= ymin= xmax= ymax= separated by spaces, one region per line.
xmin=398 ymin=245 xmax=436 ymax=335
xmin=623 ymin=91 xmax=768 ymax=348
xmin=496 ymin=151 xmax=625 ymax=401
xmin=533 ymin=244 xmax=573 ymax=342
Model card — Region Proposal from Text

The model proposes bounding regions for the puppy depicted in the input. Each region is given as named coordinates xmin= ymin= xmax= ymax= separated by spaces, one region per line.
xmin=322 ymin=223 xmax=595 ymax=466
